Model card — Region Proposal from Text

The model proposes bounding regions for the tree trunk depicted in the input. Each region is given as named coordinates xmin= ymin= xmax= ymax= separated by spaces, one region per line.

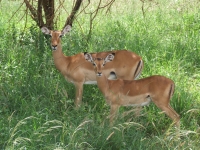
xmin=24 ymin=0 xmax=82 ymax=30
xmin=42 ymin=0 xmax=55 ymax=29
xmin=37 ymin=0 xmax=44 ymax=28
xmin=25 ymin=0 xmax=55 ymax=29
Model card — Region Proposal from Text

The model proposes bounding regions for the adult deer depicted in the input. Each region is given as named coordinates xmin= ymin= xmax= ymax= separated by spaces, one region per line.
xmin=84 ymin=53 xmax=180 ymax=128
xmin=41 ymin=25 xmax=143 ymax=107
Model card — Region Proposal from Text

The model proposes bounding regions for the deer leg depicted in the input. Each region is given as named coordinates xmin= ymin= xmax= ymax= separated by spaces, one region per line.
xmin=156 ymin=104 xmax=180 ymax=128
xmin=167 ymin=105 xmax=180 ymax=128
xmin=74 ymin=82 xmax=83 ymax=108
xmin=109 ymin=104 xmax=120 ymax=126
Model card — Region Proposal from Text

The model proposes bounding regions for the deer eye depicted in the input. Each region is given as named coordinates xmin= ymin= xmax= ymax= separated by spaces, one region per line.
xmin=93 ymin=63 xmax=96 ymax=66
xmin=59 ymin=35 xmax=63 ymax=38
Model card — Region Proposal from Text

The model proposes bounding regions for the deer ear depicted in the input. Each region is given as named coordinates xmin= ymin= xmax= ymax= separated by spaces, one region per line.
xmin=41 ymin=27 xmax=51 ymax=35
xmin=61 ymin=25 xmax=72 ymax=36
xmin=105 ymin=53 xmax=115 ymax=62
xmin=84 ymin=52 xmax=93 ymax=62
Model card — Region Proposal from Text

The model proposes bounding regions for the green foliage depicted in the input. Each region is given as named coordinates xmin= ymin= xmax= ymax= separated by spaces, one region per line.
xmin=0 ymin=0 xmax=200 ymax=149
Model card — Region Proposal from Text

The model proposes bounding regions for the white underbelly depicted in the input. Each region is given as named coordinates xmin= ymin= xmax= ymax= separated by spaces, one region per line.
xmin=84 ymin=81 xmax=97 ymax=84
xmin=120 ymin=94 xmax=151 ymax=107
xmin=64 ymin=76 xmax=97 ymax=84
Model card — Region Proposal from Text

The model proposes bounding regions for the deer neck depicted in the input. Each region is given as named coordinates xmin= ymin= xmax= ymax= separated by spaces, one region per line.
xmin=52 ymin=43 xmax=69 ymax=72
xmin=96 ymin=74 xmax=110 ymax=96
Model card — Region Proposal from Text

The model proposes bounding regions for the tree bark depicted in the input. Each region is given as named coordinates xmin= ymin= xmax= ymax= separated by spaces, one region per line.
xmin=42 ymin=0 xmax=55 ymax=29
xmin=37 ymin=0 xmax=44 ymax=28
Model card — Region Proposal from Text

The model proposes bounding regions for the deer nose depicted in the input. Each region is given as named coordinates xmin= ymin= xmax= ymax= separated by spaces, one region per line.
xmin=97 ymin=72 xmax=102 ymax=76
xmin=52 ymin=45 xmax=57 ymax=50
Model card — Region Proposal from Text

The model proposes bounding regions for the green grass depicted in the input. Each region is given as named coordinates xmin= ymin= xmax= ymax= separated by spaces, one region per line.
xmin=0 ymin=0 xmax=200 ymax=149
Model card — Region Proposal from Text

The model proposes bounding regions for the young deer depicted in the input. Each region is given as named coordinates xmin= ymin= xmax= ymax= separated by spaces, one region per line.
xmin=41 ymin=25 xmax=143 ymax=107
xmin=84 ymin=53 xmax=180 ymax=128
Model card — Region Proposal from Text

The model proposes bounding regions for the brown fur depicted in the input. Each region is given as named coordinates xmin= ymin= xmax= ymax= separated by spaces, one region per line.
xmin=85 ymin=53 xmax=180 ymax=128
xmin=41 ymin=25 xmax=143 ymax=107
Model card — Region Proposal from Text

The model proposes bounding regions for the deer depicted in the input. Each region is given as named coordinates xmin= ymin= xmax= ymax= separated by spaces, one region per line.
xmin=41 ymin=25 xmax=143 ymax=108
xmin=84 ymin=52 xmax=180 ymax=128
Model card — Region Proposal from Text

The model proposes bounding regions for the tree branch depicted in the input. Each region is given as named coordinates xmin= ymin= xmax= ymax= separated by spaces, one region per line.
xmin=8 ymin=1 xmax=25 ymax=23
xmin=63 ymin=0 xmax=83 ymax=29
xmin=24 ymin=0 xmax=38 ymax=23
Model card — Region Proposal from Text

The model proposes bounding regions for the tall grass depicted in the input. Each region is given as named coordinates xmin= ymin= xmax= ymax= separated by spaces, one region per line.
xmin=0 ymin=0 xmax=200 ymax=149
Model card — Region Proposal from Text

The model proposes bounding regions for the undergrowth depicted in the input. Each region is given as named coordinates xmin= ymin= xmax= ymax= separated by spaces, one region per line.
xmin=0 ymin=0 xmax=200 ymax=149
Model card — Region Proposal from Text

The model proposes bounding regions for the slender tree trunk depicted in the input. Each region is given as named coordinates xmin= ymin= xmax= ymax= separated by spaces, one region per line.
xmin=42 ymin=0 xmax=55 ymax=29
xmin=37 ymin=0 xmax=44 ymax=28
